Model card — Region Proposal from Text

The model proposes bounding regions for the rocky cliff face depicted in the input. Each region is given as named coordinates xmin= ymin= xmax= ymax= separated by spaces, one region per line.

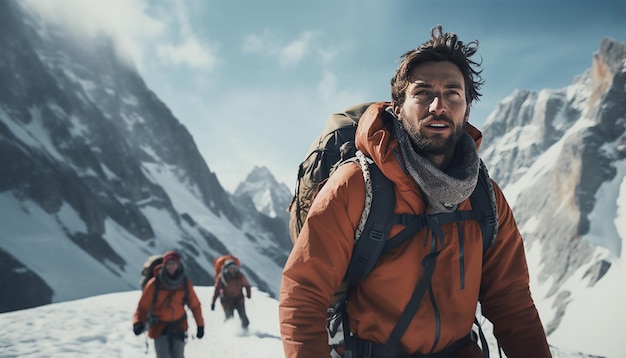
xmin=480 ymin=37 xmax=626 ymax=335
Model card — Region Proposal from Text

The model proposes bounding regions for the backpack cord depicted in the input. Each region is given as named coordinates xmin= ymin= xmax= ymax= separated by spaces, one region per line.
xmin=354 ymin=150 xmax=373 ymax=240
xmin=474 ymin=317 xmax=490 ymax=358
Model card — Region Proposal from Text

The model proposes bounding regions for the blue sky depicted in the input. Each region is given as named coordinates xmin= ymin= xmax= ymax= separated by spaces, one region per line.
xmin=24 ymin=0 xmax=626 ymax=192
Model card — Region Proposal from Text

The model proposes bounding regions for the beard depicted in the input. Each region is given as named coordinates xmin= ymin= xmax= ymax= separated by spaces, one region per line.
xmin=399 ymin=113 xmax=466 ymax=156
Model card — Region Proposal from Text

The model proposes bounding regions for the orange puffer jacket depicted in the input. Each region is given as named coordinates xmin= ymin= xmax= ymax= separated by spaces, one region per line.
xmin=133 ymin=274 xmax=204 ymax=339
xmin=212 ymin=272 xmax=251 ymax=305
xmin=279 ymin=102 xmax=551 ymax=358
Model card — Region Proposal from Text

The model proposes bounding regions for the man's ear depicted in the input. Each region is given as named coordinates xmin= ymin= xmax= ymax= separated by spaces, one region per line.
xmin=464 ymin=105 xmax=471 ymax=123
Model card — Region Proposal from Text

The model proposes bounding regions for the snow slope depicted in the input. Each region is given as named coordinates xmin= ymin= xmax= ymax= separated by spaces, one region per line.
xmin=0 ymin=286 xmax=608 ymax=358
xmin=0 ymin=287 xmax=282 ymax=358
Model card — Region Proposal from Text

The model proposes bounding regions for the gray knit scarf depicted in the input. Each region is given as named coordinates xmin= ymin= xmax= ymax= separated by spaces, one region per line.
xmin=158 ymin=264 xmax=185 ymax=290
xmin=389 ymin=108 xmax=480 ymax=214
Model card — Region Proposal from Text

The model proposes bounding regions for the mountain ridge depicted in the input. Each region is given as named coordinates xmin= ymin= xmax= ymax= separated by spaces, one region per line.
xmin=479 ymin=36 xmax=626 ymax=355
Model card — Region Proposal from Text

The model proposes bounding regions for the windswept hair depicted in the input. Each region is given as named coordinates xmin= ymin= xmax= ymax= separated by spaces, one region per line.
xmin=391 ymin=25 xmax=484 ymax=106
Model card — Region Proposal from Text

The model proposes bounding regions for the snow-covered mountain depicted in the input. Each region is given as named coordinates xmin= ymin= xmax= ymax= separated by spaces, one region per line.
xmin=480 ymin=37 xmax=626 ymax=357
xmin=232 ymin=165 xmax=293 ymax=255
xmin=235 ymin=165 xmax=291 ymax=220
xmin=0 ymin=0 xmax=291 ymax=313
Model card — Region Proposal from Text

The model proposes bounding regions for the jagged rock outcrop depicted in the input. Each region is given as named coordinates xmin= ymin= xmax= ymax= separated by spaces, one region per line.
xmin=480 ymin=37 xmax=626 ymax=335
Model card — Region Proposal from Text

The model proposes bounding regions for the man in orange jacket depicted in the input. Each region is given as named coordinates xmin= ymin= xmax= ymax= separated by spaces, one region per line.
xmin=133 ymin=250 xmax=204 ymax=358
xmin=279 ymin=25 xmax=552 ymax=357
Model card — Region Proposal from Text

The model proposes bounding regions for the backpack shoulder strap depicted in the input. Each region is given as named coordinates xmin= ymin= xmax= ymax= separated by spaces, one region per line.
xmin=468 ymin=161 xmax=499 ymax=357
xmin=337 ymin=153 xmax=395 ymax=353
xmin=345 ymin=152 xmax=395 ymax=288
xmin=182 ymin=276 xmax=189 ymax=307
xmin=381 ymin=160 xmax=498 ymax=255
xmin=147 ymin=276 xmax=161 ymax=323
xmin=151 ymin=276 xmax=161 ymax=308
xmin=469 ymin=160 xmax=498 ymax=253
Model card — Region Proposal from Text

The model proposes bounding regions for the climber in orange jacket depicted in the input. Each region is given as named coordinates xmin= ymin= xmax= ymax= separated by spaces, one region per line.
xmin=133 ymin=250 xmax=204 ymax=358
xmin=211 ymin=258 xmax=251 ymax=329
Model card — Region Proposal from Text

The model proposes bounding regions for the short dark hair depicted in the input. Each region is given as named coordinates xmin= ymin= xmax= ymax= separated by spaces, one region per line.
xmin=391 ymin=25 xmax=484 ymax=107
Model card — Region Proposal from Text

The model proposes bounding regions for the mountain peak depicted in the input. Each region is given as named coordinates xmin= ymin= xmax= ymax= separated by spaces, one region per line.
xmin=234 ymin=166 xmax=291 ymax=219
xmin=597 ymin=37 xmax=626 ymax=74
xmin=245 ymin=165 xmax=275 ymax=182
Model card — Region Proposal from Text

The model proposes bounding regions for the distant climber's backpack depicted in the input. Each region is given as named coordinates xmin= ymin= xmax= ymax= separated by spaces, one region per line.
xmin=287 ymin=102 xmax=500 ymax=357
xmin=140 ymin=255 xmax=164 ymax=289
xmin=213 ymin=254 xmax=241 ymax=283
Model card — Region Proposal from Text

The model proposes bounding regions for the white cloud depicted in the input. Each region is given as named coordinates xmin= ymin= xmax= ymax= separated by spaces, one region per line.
xmin=154 ymin=0 xmax=218 ymax=72
xmin=157 ymin=37 xmax=218 ymax=71
xmin=317 ymin=70 xmax=339 ymax=99
xmin=319 ymin=48 xmax=338 ymax=65
xmin=279 ymin=31 xmax=314 ymax=67
xmin=242 ymin=31 xmax=270 ymax=54
xmin=21 ymin=0 xmax=164 ymax=68
xmin=21 ymin=0 xmax=218 ymax=73
xmin=242 ymin=30 xmax=315 ymax=68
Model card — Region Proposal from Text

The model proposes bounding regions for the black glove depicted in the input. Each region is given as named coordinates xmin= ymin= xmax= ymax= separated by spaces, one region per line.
xmin=196 ymin=326 xmax=205 ymax=339
xmin=133 ymin=322 xmax=144 ymax=336
xmin=210 ymin=303 xmax=215 ymax=311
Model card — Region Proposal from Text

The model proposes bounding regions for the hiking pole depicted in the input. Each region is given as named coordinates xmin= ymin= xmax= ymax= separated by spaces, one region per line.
xmin=144 ymin=333 xmax=149 ymax=355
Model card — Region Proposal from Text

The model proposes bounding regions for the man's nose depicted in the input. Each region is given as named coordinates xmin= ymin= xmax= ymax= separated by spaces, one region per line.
xmin=428 ymin=95 xmax=446 ymax=115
